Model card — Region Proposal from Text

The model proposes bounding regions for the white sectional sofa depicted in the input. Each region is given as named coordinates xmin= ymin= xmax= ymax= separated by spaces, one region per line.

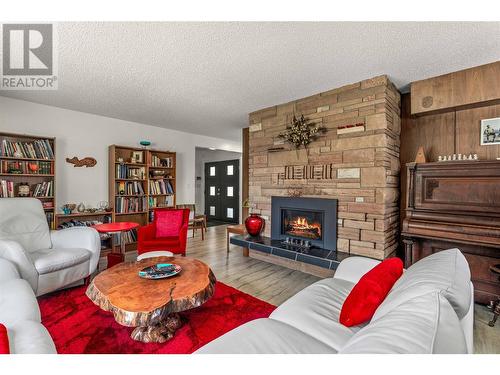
xmin=0 ymin=246 xmax=473 ymax=354
xmin=0 ymin=258 xmax=56 ymax=354
xmin=196 ymin=249 xmax=474 ymax=354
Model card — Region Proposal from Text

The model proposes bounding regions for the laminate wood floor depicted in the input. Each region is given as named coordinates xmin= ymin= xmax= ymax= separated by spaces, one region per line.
xmin=103 ymin=224 xmax=499 ymax=354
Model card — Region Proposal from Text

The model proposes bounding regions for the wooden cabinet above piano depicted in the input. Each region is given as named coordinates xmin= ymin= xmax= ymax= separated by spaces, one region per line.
xmin=402 ymin=160 xmax=500 ymax=303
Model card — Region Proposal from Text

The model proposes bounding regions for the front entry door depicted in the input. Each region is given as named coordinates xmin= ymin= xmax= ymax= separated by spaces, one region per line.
xmin=204 ymin=160 xmax=239 ymax=224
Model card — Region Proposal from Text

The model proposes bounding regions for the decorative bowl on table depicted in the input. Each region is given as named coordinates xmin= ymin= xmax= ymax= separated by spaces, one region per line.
xmin=138 ymin=263 xmax=182 ymax=280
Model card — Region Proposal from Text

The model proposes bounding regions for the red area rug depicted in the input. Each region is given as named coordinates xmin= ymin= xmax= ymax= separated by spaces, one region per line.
xmin=38 ymin=282 xmax=275 ymax=354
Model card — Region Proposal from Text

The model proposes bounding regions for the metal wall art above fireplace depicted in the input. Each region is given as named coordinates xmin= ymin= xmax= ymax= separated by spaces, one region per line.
xmin=271 ymin=196 xmax=337 ymax=251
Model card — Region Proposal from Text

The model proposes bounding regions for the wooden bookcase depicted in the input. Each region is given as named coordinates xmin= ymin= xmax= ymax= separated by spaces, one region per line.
xmin=0 ymin=132 xmax=56 ymax=229
xmin=108 ymin=145 xmax=176 ymax=252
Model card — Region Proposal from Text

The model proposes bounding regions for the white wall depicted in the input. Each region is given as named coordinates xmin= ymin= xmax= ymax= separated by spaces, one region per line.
xmin=0 ymin=96 xmax=242 ymax=211
xmin=194 ymin=147 xmax=242 ymax=219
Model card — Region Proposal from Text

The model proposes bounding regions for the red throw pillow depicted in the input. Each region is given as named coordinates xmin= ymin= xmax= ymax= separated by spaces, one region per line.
xmin=155 ymin=210 xmax=184 ymax=238
xmin=0 ymin=324 xmax=10 ymax=354
xmin=339 ymin=257 xmax=403 ymax=327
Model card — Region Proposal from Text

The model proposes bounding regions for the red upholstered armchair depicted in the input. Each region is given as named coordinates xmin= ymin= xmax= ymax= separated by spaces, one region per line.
xmin=137 ymin=208 xmax=190 ymax=256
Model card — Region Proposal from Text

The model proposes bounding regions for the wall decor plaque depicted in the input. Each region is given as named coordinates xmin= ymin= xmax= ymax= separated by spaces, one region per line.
xmin=66 ymin=157 xmax=97 ymax=167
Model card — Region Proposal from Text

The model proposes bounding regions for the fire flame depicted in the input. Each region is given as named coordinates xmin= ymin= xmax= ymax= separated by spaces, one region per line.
xmin=290 ymin=216 xmax=321 ymax=237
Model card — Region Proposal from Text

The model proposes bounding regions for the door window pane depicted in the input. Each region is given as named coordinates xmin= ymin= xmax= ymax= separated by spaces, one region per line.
xmin=210 ymin=166 xmax=216 ymax=176
xmin=227 ymin=207 xmax=234 ymax=219
xmin=210 ymin=206 xmax=216 ymax=216
xmin=227 ymin=186 xmax=234 ymax=197
xmin=227 ymin=165 xmax=234 ymax=175
xmin=210 ymin=186 xmax=216 ymax=196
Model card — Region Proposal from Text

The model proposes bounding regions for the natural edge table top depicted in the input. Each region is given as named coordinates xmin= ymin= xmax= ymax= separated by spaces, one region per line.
xmin=86 ymin=256 xmax=217 ymax=328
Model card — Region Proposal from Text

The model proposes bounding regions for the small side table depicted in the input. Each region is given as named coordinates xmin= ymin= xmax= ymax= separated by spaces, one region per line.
xmin=92 ymin=222 xmax=139 ymax=268
xmin=226 ymin=224 xmax=248 ymax=257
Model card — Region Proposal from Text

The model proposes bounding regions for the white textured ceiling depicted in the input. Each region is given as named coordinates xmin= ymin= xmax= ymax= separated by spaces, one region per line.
xmin=2 ymin=22 xmax=500 ymax=141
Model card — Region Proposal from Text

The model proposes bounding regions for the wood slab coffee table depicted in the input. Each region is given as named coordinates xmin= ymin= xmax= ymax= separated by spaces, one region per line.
xmin=86 ymin=256 xmax=216 ymax=343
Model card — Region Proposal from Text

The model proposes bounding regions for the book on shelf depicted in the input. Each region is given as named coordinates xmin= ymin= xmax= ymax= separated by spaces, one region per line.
xmin=41 ymin=200 xmax=54 ymax=209
xmin=117 ymin=181 xmax=145 ymax=195
xmin=148 ymin=195 xmax=174 ymax=209
xmin=0 ymin=179 xmax=54 ymax=199
xmin=148 ymin=179 xmax=174 ymax=195
xmin=166 ymin=195 xmax=174 ymax=207
xmin=0 ymin=179 xmax=14 ymax=197
xmin=115 ymin=196 xmax=147 ymax=213
xmin=115 ymin=164 xmax=145 ymax=179
xmin=113 ymin=229 xmax=137 ymax=245
xmin=1 ymin=139 xmax=54 ymax=159
xmin=32 ymin=181 xmax=53 ymax=197
xmin=1 ymin=160 xmax=53 ymax=174
xmin=151 ymin=155 xmax=173 ymax=168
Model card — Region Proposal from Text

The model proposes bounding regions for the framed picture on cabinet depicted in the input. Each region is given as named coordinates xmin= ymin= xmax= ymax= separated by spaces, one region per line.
xmin=480 ymin=117 xmax=500 ymax=146
xmin=131 ymin=151 xmax=144 ymax=163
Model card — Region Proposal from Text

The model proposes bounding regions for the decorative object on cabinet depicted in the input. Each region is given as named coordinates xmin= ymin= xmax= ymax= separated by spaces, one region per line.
xmin=131 ymin=151 xmax=144 ymax=164
xmin=278 ymin=114 xmax=326 ymax=149
xmin=438 ymin=153 xmax=478 ymax=162
xmin=244 ymin=213 xmax=265 ymax=237
xmin=109 ymin=145 xmax=176 ymax=253
xmin=402 ymin=160 xmax=500 ymax=303
xmin=77 ymin=202 xmax=86 ymax=213
xmin=63 ymin=203 xmax=77 ymax=214
xmin=480 ymin=117 xmax=500 ymax=146
xmin=98 ymin=201 xmax=112 ymax=212
xmin=139 ymin=140 xmax=152 ymax=148
xmin=150 ymin=169 xmax=167 ymax=177
xmin=28 ymin=163 xmax=39 ymax=172
xmin=0 ymin=132 xmax=56 ymax=229
xmin=414 ymin=146 xmax=426 ymax=163
xmin=17 ymin=182 xmax=30 ymax=197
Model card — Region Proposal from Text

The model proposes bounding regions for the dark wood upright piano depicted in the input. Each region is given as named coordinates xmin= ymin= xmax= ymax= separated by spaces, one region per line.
xmin=402 ymin=160 xmax=500 ymax=303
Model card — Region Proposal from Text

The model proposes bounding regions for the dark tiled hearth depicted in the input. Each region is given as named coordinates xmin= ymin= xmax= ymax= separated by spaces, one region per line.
xmin=230 ymin=235 xmax=352 ymax=270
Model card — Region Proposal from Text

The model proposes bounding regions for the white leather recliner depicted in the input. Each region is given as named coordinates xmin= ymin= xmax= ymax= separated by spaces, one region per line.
xmin=0 ymin=198 xmax=100 ymax=296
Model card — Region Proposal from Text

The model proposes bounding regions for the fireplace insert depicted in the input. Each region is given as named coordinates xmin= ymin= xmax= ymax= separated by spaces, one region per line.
xmin=271 ymin=197 xmax=337 ymax=251
xmin=282 ymin=209 xmax=323 ymax=241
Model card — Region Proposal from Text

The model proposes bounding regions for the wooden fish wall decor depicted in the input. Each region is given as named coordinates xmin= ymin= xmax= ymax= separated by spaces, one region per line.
xmin=66 ymin=156 xmax=97 ymax=168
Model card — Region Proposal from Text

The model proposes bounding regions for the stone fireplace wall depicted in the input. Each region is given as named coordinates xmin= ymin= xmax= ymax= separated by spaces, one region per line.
xmin=248 ymin=75 xmax=401 ymax=259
